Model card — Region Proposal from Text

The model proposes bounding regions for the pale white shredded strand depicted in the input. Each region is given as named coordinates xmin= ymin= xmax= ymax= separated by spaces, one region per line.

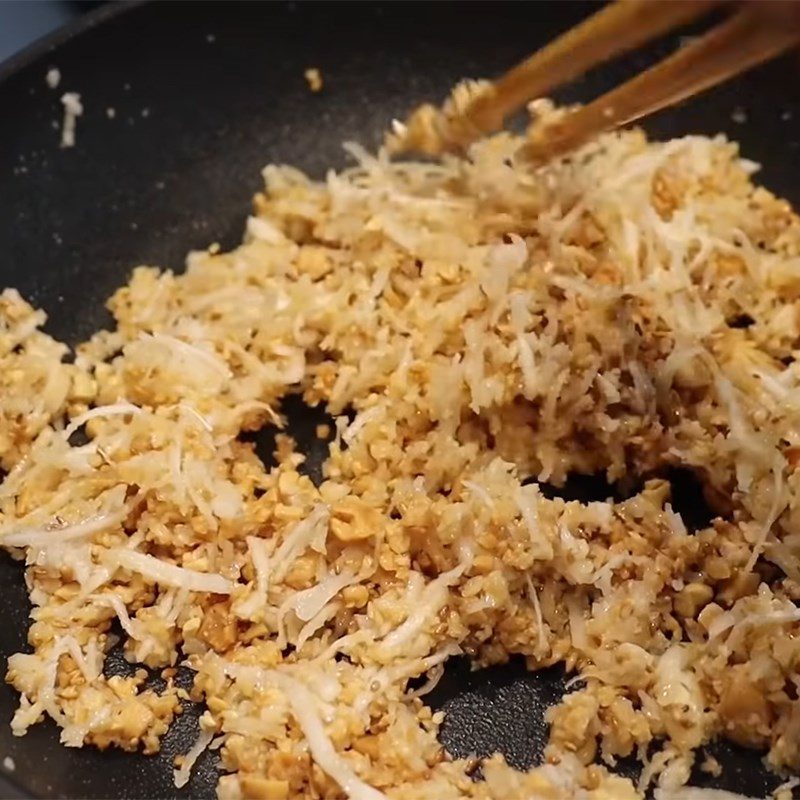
xmin=173 ymin=728 xmax=213 ymax=789
xmin=106 ymin=549 xmax=234 ymax=594
xmin=59 ymin=92 xmax=83 ymax=148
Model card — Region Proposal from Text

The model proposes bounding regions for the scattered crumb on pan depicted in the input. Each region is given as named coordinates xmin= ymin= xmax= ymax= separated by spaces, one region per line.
xmin=304 ymin=67 xmax=323 ymax=92
xmin=731 ymin=106 xmax=747 ymax=124
xmin=45 ymin=67 xmax=61 ymax=90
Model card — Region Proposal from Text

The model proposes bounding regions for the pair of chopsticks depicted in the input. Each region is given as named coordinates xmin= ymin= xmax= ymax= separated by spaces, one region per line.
xmin=455 ymin=0 xmax=800 ymax=161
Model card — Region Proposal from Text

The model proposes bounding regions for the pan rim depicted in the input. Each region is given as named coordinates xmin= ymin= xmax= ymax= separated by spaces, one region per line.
xmin=0 ymin=0 xmax=139 ymax=88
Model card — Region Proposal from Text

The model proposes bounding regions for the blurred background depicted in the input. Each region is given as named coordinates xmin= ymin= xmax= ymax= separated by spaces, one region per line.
xmin=0 ymin=1 xmax=96 ymax=63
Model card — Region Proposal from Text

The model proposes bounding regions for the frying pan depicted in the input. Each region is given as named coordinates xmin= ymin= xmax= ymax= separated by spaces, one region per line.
xmin=0 ymin=2 xmax=798 ymax=798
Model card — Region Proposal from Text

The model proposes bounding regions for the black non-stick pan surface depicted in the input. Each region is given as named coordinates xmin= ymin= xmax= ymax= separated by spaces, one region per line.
xmin=1 ymin=2 xmax=799 ymax=798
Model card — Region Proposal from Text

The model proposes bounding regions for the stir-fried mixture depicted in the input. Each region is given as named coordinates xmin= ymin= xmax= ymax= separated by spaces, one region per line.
xmin=3 ymin=93 xmax=800 ymax=800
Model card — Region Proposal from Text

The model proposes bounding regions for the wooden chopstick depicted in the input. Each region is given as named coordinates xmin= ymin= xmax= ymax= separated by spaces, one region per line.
xmin=523 ymin=2 xmax=800 ymax=162
xmin=464 ymin=0 xmax=724 ymax=135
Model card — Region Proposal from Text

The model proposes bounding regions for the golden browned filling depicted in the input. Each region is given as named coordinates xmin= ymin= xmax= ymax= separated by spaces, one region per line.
xmin=3 ymin=101 xmax=800 ymax=799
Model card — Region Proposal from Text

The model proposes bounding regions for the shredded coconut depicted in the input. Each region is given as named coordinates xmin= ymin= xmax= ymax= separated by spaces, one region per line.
xmin=2 ymin=92 xmax=800 ymax=799
xmin=173 ymin=728 xmax=213 ymax=789
xmin=59 ymin=92 xmax=83 ymax=148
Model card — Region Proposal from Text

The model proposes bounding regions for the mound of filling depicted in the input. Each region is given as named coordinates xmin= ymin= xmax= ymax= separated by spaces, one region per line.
xmin=3 ymin=98 xmax=800 ymax=800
